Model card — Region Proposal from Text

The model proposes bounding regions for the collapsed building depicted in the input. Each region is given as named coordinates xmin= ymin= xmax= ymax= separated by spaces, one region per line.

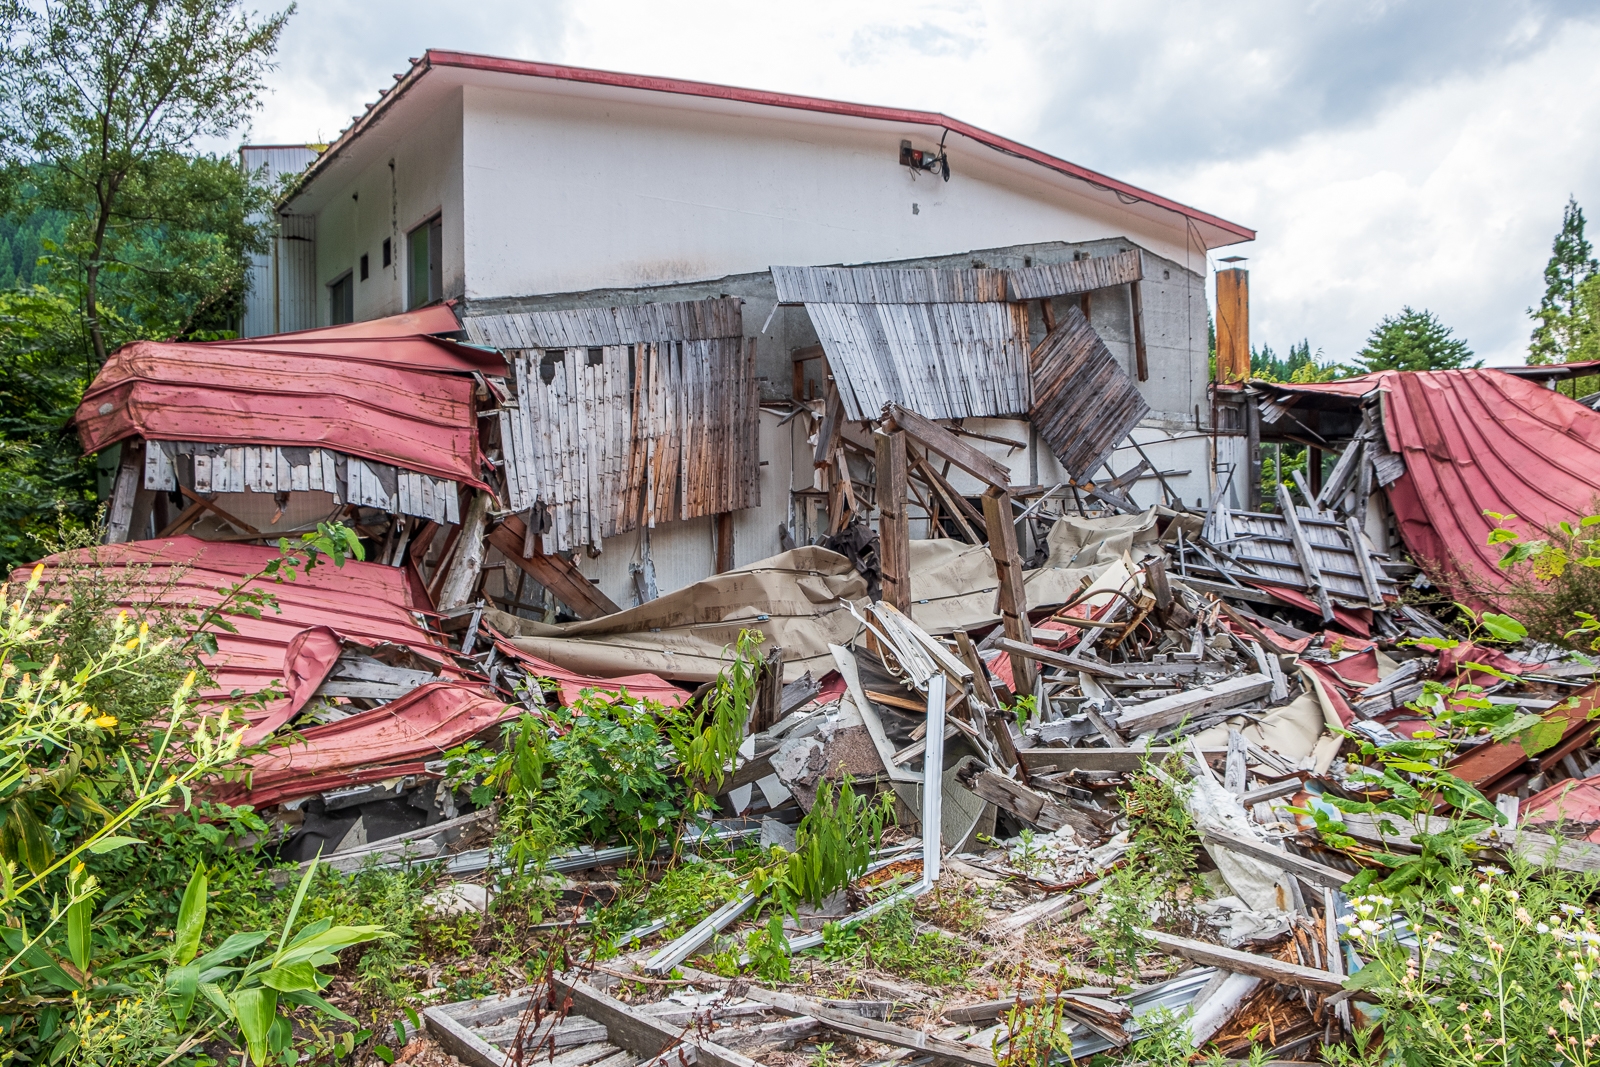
xmin=30 ymin=51 xmax=1600 ymax=1064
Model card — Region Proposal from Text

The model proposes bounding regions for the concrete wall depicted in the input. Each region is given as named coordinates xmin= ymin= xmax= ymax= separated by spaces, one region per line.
xmin=310 ymin=89 xmax=466 ymax=325
xmin=457 ymin=83 xmax=1202 ymax=302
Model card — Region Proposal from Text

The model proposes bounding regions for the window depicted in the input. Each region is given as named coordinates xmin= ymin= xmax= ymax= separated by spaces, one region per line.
xmin=381 ymin=237 xmax=391 ymax=267
xmin=407 ymin=215 xmax=442 ymax=309
xmin=329 ymin=272 xmax=354 ymax=325
xmin=359 ymin=253 xmax=369 ymax=281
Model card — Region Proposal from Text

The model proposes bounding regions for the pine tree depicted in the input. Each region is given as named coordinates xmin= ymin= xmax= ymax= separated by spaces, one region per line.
xmin=1529 ymin=196 xmax=1599 ymax=365
xmin=1348 ymin=308 xmax=1477 ymax=374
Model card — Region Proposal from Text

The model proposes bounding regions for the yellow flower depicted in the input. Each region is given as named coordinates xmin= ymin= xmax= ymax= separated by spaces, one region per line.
xmin=94 ymin=715 xmax=118 ymax=729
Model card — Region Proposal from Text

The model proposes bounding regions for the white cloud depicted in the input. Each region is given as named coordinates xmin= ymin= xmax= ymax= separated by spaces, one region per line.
xmin=1149 ymin=19 xmax=1600 ymax=366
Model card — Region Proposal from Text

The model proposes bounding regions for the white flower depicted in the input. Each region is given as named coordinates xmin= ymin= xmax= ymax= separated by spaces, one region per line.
xmin=1563 ymin=904 xmax=1584 ymax=917
xmin=1450 ymin=886 xmax=1466 ymax=897
xmin=1358 ymin=919 xmax=1382 ymax=934
xmin=1539 ymin=923 xmax=1552 ymax=935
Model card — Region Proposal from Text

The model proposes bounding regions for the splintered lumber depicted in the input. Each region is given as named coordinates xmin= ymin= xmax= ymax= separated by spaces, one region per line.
xmin=1141 ymin=931 xmax=1345 ymax=994
xmin=697 ymin=976 xmax=996 ymax=1067
xmin=875 ymin=429 xmax=911 ymax=612
xmin=551 ymin=973 xmax=759 ymax=1067
xmin=959 ymin=764 xmax=1100 ymax=835
xmin=982 ymin=489 xmax=1037 ymax=695
xmin=1017 ymin=748 xmax=1226 ymax=773
xmin=438 ymin=491 xmax=493 ymax=609
xmin=491 ymin=513 xmax=620 ymax=620
xmin=1113 ymin=673 xmax=1273 ymax=735
xmin=990 ymin=891 xmax=1084 ymax=935
xmin=991 ymin=637 xmax=1128 ymax=679
xmin=882 ymin=403 xmax=1011 ymax=489
xmin=1197 ymin=826 xmax=1352 ymax=890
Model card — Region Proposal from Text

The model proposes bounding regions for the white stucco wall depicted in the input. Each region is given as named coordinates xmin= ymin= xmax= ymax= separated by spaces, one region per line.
xmin=457 ymin=84 xmax=1202 ymax=302
xmin=311 ymin=90 xmax=466 ymax=324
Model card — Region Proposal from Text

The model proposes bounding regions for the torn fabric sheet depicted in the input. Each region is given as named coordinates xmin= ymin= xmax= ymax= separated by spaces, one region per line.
xmin=494 ymin=546 xmax=868 ymax=683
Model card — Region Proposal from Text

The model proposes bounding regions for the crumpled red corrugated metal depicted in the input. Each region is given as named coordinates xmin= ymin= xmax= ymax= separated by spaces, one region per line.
xmin=244 ymin=305 xmax=464 ymax=342
xmin=212 ymin=681 xmax=516 ymax=809
xmin=1265 ymin=369 xmax=1600 ymax=606
xmin=491 ymin=637 xmax=689 ymax=708
xmin=75 ymin=336 xmax=492 ymax=487
xmin=22 ymin=536 xmax=472 ymax=744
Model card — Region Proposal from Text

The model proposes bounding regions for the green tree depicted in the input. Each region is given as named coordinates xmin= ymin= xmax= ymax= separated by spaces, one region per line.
xmin=0 ymin=0 xmax=292 ymax=363
xmin=1347 ymin=307 xmax=1478 ymax=374
xmin=1252 ymin=338 xmax=1336 ymax=382
xmin=1528 ymin=196 xmax=1599 ymax=365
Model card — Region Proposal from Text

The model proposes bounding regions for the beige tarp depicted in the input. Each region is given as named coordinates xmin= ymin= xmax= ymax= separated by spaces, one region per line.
xmin=908 ymin=507 xmax=1199 ymax=635
xmin=492 ymin=546 xmax=867 ymax=683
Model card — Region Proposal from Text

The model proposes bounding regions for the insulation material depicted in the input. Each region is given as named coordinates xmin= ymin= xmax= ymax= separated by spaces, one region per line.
xmin=1029 ymin=304 xmax=1150 ymax=481
xmin=492 ymin=546 xmax=868 ymax=683
xmin=1171 ymin=751 xmax=1298 ymax=914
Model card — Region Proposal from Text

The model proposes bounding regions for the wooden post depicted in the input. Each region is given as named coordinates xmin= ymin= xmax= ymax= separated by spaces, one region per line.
xmin=715 ymin=510 xmax=735 ymax=573
xmin=982 ymin=487 xmax=1037 ymax=695
xmin=105 ymin=440 xmax=144 ymax=544
xmin=874 ymin=429 xmax=910 ymax=611
xmin=1129 ymin=280 xmax=1149 ymax=382
xmin=436 ymin=491 xmax=492 ymax=609
xmin=1245 ymin=390 xmax=1262 ymax=512
xmin=1215 ymin=266 xmax=1250 ymax=385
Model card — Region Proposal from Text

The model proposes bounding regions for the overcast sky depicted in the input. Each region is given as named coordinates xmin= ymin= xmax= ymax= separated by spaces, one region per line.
xmin=246 ymin=0 xmax=1600 ymax=367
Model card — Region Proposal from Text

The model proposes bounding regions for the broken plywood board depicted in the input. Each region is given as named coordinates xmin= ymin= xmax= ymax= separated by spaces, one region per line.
xmin=1029 ymin=305 xmax=1150 ymax=482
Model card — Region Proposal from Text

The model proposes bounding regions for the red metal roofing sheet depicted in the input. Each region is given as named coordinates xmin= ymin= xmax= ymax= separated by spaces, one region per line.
xmin=1378 ymin=370 xmax=1600 ymax=602
xmin=269 ymin=305 xmax=463 ymax=340
xmin=491 ymin=637 xmax=689 ymax=708
xmin=22 ymin=536 xmax=469 ymax=743
xmin=215 ymin=335 xmax=507 ymax=376
xmin=212 ymin=681 xmax=516 ymax=809
xmin=75 ymin=340 xmax=485 ymax=485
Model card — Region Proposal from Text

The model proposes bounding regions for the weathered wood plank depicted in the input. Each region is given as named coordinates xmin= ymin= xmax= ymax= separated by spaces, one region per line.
xmin=1114 ymin=673 xmax=1274 ymax=735
xmin=550 ymin=974 xmax=759 ymax=1067
xmin=882 ymin=404 xmax=1011 ymax=490
xmin=1142 ymin=931 xmax=1344 ymax=994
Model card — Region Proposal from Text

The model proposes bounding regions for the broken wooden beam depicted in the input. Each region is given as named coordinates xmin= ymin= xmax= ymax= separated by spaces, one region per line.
xmin=882 ymin=403 xmax=1011 ymax=490
xmin=551 ymin=973 xmax=760 ymax=1067
xmin=1140 ymin=930 xmax=1345 ymax=994
xmin=1197 ymin=826 xmax=1352 ymax=890
xmin=875 ymin=428 xmax=911 ymax=612
xmin=957 ymin=762 xmax=1101 ymax=835
xmin=1017 ymin=747 xmax=1227 ymax=773
xmin=991 ymin=637 xmax=1128 ymax=679
xmin=1275 ymin=483 xmax=1334 ymax=623
xmin=490 ymin=513 xmax=621 ymax=620
xmin=982 ymin=489 xmax=1038 ymax=695
xmin=1113 ymin=673 xmax=1274 ymax=736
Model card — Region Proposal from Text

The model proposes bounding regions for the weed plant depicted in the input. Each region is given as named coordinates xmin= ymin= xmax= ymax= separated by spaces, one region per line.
xmin=815 ymin=901 xmax=976 ymax=986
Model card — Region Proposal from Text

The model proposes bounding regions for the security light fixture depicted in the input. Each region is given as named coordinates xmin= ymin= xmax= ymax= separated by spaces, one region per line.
xmin=899 ymin=133 xmax=950 ymax=181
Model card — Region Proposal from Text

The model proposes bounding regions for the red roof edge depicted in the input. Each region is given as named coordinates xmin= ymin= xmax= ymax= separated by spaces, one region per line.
xmin=293 ymin=50 xmax=1255 ymax=245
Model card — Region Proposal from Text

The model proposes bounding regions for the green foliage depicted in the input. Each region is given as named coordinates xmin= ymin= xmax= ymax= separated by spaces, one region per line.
xmin=744 ymin=912 xmax=792 ymax=983
xmin=1086 ymin=862 xmax=1159 ymax=980
xmin=766 ymin=776 xmax=894 ymax=911
xmin=1339 ymin=860 xmax=1600 ymax=1066
xmin=1347 ymin=307 xmax=1479 ymax=375
xmin=666 ymin=629 xmax=762 ymax=803
xmin=0 ymin=208 xmax=67 ymax=289
xmin=1251 ymin=339 xmax=1336 ymax=383
xmin=994 ymin=965 xmax=1074 ymax=1067
xmin=816 ymin=900 xmax=975 ymax=985
xmin=1484 ymin=509 xmax=1600 ymax=653
xmin=1529 ymin=196 xmax=1600 ymax=366
xmin=1123 ymin=755 xmax=1202 ymax=886
xmin=0 ymin=0 xmax=292 ymax=359
xmin=0 ymin=287 xmax=97 ymax=571
xmin=1124 ymin=1006 xmax=1194 ymax=1065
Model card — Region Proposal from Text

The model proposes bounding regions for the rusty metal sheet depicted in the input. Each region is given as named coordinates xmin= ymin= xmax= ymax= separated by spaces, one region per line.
xmin=76 ymin=341 xmax=484 ymax=487
xmin=1006 ymin=249 xmax=1143 ymax=300
xmin=1028 ymin=304 xmax=1148 ymax=480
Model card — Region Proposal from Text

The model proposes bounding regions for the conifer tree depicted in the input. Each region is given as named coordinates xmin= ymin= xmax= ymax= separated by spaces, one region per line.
xmin=1529 ymin=196 xmax=1599 ymax=365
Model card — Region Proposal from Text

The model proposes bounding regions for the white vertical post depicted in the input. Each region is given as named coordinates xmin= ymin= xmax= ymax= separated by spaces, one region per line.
xmin=921 ymin=672 xmax=946 ymax=886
